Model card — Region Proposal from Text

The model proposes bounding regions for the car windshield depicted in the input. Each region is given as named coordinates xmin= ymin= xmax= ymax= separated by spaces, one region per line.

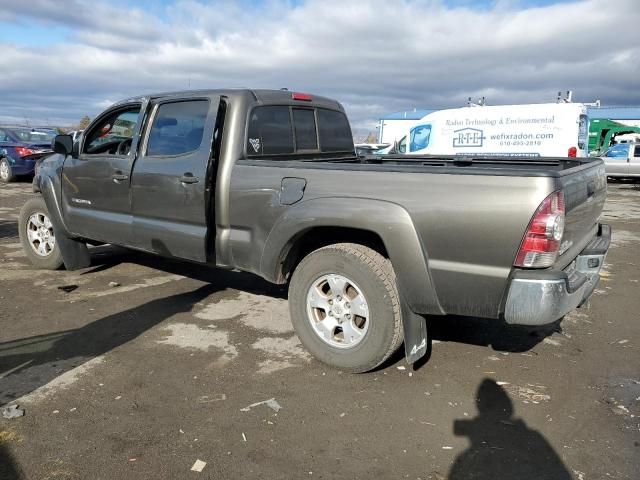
xmin=605 ymin=144 xmax=629 ymax=158
xmin=12 ymin=129 xmax=57 ymax=143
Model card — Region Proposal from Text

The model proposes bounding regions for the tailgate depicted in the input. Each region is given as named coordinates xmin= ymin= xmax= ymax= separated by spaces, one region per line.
xmin=555 ymin=160 xmax=607 ymax=269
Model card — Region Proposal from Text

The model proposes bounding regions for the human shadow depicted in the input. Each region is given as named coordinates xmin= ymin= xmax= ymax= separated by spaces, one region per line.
xmin=449 ymin=378 xmax=571 ymax=480
xmin=0 ymin=442 xmax=24 ymax=480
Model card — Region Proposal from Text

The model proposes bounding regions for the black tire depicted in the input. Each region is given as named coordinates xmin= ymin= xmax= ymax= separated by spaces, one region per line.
xmin=18 ymin=196 xmax=65 ymax=270
xmin=289 ymin=243 xmax=403 ymax=372
xmin=0 ymin=158 xmax=16 ymax=183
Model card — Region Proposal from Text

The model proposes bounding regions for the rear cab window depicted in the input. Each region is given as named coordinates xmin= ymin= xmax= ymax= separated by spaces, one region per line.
xmin=246 ymin=105 xmax=353 ymax=157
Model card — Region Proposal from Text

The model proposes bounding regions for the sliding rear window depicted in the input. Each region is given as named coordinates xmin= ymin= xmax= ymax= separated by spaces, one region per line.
xmin=246 ymin=106 xmax=353 ymax=157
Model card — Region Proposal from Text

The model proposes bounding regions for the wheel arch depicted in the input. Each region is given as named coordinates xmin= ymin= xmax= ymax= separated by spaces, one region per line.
xmin=36 ymin=170 xmax=91 ymax=270
xmin=261 ymin=197 xmax=444 ymax=316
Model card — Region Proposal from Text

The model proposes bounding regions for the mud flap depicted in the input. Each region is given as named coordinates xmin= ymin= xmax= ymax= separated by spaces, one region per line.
xmin=40 ymin=177 xmax=91 ymax=271
xmin=401 ymin=298 xmax=428 ymax=364
xmin=55 ymin=233 xmax=92 ymax=270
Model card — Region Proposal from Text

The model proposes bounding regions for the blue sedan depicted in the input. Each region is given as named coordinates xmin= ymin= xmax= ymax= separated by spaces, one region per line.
xmin=0 ymin=127 xmax=55 ymax=182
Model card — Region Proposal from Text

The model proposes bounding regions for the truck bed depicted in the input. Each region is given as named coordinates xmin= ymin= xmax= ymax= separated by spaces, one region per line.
xmin=275 ymin=154 xmax=602 ymax=177
xmin=231 ymin=155 xmax=607 ymax=318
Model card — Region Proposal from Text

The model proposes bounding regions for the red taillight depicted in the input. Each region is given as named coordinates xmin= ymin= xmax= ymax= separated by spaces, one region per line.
xmin=15 ymin=147 xmax=34 ymax=157
xmin=292 ymin=92 xmax=312 ymax=101
xmin=514 ymin=191 xmax=565 ymax=268
xmin=568 ymin=146 xmax=577 ymax=157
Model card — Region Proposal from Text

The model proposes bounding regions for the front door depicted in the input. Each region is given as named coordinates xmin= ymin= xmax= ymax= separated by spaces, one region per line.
xmin=603 ymin=144 xmax=630 ymax=176
xmin=61 ymin=103 xmax=145 ymax=244
xmin=130 ymin=96 xmax=220 ymax=262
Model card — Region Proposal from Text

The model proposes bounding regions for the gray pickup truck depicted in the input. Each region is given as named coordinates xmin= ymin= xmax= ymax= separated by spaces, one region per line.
xmin=22 ymin=89 xmax=610 ymax=372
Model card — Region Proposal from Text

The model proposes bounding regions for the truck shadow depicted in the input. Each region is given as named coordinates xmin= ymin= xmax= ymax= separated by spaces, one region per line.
xmin=608 ymin=178 xmax=640 ymax=190
xmin=380 ymin=314 xmax=560 ymax=372
xmin=0 ymin=219 xmax=19 ymax=240
xmin=0 ymin=283 xmax=224 ymax=406
xmin=427 ymin=315 xmax=561 ymax=353
xmin=0 ymin=246 xmax=287 ymax=406
xmin=448 ymin=378 xmax=572 ymax=480
xmin=81 ymin=245 xmax=287 ymax=299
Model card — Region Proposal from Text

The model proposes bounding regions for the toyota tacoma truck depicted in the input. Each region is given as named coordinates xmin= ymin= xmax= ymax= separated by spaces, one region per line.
xmin=20 ymin=89 xmax=611 ymax=372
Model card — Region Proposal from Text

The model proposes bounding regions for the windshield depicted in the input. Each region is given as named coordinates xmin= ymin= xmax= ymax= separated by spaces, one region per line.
xmin=605 ymin=144 xmax=629 ymax=158
xmin=12 ymin=128 xmax=57 ymax=143
xmin=410 ymin=124 xmax=432 ymax=152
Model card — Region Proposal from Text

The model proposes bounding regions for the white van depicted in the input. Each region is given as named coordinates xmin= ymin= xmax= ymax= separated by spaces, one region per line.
xmin=395 ymin=103 xmax=589 ymax=158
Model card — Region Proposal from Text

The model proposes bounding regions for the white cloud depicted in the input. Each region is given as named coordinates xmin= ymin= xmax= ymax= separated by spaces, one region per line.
xmin=0 ymin=0 xmax=639 ymax=138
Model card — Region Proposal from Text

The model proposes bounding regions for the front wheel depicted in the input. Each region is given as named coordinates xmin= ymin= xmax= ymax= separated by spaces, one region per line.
xmin=0 ymin=158 xmax=16 ymax=183
xmin=19 ymin=197 xmax=64 ymax=270
xmin=288 ymin=243 xmax=403 ymax=372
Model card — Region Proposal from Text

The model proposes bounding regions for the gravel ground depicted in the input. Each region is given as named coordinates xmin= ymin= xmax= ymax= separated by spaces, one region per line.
xmin=1 ymin=180 xmax=639 ymax=480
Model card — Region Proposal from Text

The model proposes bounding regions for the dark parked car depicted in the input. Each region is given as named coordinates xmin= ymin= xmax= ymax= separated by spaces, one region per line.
xmin=0 ymin=126 xmax=55 ymax=182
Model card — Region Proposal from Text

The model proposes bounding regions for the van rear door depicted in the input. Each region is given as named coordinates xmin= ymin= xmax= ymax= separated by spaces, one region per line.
xmin=577 ymin=114 xmax=589 ymax=157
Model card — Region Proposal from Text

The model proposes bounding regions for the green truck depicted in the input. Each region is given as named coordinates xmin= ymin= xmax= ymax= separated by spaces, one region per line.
xmin=588 ymin=118 xmax=640 ymax=154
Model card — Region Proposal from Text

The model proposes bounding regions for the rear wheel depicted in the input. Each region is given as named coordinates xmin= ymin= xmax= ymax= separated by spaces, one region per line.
xmin=289 ymin=243 xmax=403 ymax=372
xmin=0 ymin=158 xmax=16 ymax=183
xmin=19 ymin=197 xmax=64 ymax=270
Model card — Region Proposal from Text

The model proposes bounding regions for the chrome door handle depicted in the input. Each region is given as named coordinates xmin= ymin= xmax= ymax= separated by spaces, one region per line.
xmin=179 ymin=174 xmax=199 ymax=184
xmin=112 ymin=172 xmax=129 ymax=182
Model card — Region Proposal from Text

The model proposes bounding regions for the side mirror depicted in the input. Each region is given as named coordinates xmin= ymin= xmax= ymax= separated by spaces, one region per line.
xmin=52 ymin=135 xmax=73 ymax=156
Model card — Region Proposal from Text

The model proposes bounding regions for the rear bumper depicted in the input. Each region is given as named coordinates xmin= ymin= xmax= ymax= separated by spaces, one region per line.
xmin=4 ymin=155 xmax=37 ymax=175
xmin=504 ymin=224 xmax=611 ymax=326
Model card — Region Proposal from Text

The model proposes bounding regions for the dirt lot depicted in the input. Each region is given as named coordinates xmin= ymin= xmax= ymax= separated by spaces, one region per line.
xmin=1 ymin=180 xmax=638 ymax=479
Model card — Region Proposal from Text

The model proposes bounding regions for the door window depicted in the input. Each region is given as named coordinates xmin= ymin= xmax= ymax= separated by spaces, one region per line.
xmin=605 ymin=144 xmax=629 ymax=158
xmin=83 ymin=107 xmax=141 ymax=155
xmin=634 ymin=145 xmax=640 ymax=157
xmin=147 ymin=100 xmax=209 ymax=156
xmin=397 ymin=136 xmax=407 ymax=154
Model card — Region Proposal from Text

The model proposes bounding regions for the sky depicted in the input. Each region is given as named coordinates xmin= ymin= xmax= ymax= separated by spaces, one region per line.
xmin=0 ymin=0 xmax=639 ymax=139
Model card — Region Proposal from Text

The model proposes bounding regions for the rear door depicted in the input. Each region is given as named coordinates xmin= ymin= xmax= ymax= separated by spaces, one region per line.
xmin=130 ymin=96 xmax=220 ymax=261
xmin=61 ymin=103 xmax=144 ymax=243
